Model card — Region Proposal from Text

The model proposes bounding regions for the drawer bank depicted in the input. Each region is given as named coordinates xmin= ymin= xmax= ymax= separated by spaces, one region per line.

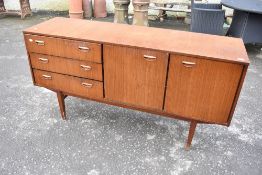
xmin=23 ymin=17 xmax=249 ymax=149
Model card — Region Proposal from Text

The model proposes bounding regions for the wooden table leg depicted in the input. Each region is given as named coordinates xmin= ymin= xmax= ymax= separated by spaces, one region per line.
xmin=185 ymin=121 xmax=197 ymax=150
xmin=57 ymin=91 xmax=66 ymax=120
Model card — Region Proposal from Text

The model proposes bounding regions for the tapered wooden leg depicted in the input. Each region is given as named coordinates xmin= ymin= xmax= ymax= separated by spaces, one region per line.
xmin=57 ymin=92 xmax=66 ymax=120
xmin=185 ymin=121 xmax=197 ymax=150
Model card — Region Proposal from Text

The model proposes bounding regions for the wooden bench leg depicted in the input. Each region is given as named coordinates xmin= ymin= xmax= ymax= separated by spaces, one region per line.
xmin=185 ymin=121 xmax=197 ymax=150
xmin=57 ymin=91 xmax=66 ymax=120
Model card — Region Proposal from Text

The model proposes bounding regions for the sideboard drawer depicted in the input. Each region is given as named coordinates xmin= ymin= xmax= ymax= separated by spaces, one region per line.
xmin=33 ymin=69 xmax=103 ymax=99
xmin=24 ymin=34 xmax=102 ymax=63
xmin=30 ymin=53 xmax=103 ymax=81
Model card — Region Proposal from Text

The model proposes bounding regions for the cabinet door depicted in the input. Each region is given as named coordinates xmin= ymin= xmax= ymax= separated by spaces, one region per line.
xmin=164 ymin=55 xmax=243 ymax=124
xmin=104 ymin=45 xmax=169 ymax=110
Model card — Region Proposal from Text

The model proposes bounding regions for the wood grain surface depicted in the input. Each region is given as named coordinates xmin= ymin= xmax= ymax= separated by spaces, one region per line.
xmin=24 ymin=34 xmax=102 ymax=63
xmin=33 ymin=69 xmax=103 ymax=99
xmin=23 ymin=17 xmax=249 ymax=65
xmin=104 ymin=45 xmax=169 ymax=110
xmin=164 ymin=55 xmax=243 ymax=123
xmin=30 ymin=53 xmax=103 ymax=81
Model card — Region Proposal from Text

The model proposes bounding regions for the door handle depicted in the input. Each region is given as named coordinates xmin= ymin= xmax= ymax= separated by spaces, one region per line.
xmin=78 ymin=46 xmax=90 ymax=52
xmin=38 ymin=57 xmax=49 ymax=63
xmin=42 ymin=74 xmax=52 ymax=80
xmin=182 ymin=61 xmax=196 ymax=68
xmin=143 ymin=55 xmax=157 ymax=61
xmin=35 ymin=40 xmax=45 ymax=46
xmin=80 ymin=65 xmax=92 ymax=71
xmin=81 ymin=82 xmax=93 ymax=88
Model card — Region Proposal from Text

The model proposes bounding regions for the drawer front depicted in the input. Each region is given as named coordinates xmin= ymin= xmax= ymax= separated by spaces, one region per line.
xmin=104 ymin=45 xmax=169 ymax=110
xmin=25 ymin=34 xmax=102 ymax=63
xmin=33 ymin=69 xmax=103 ymax=99
xmin=30 ymin=53 xmax=103 ymax=81
xmin=164 ymin=55 xmax=243 ymax=124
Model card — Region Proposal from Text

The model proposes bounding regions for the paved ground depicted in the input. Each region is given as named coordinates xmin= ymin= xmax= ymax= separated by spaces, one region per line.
xmin=0 ymin=14 xmax=262 ymax=175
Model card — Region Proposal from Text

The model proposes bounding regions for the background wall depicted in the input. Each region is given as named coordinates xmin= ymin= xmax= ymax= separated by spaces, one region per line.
xmin=4 ymin=0 xmax=229 ymax=15
xmin=5 ymin=0 xmax=69 ymax=11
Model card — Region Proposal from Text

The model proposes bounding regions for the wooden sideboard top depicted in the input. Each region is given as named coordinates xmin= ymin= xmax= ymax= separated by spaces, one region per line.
xmin=23 ymin=17 xmax=249 ymax=65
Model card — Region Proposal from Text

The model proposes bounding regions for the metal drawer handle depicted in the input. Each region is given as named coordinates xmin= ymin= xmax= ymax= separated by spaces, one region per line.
xmin=35 ymin=40 xmax=45 ymax=46
xmin=42 ymin=74 xmax=52 ymax=80
xmin=80 ymin=65 xmax=92 ymax=71
xmin=78 ymin=46 xmax=90 ymax=52
xmin=38 ymin=57 xmax=48 ymax=63
xmin=182 ymin=61 xmax=196 ymax=68
xmin=144 ymin=55 xmax=157 ymax=61
xmin=81 ymin=82 xmax=93 ymax=88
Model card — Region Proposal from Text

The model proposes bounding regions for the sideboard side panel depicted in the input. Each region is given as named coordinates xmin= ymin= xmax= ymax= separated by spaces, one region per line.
xmin=226 ymin=65 xmax=248 ymax=126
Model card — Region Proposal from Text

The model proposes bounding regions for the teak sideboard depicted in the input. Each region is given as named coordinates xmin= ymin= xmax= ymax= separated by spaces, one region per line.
xmin=23 ymin=17 xmax=249 ymax=149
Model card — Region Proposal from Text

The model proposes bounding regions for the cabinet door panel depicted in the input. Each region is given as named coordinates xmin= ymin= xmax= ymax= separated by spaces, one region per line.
xmin=104 ymin=45 xmax=169 ymax=110
xmin=164 ymin=55 xmax=243 ymax=123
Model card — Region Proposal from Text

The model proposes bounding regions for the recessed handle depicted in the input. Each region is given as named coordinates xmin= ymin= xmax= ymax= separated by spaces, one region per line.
xmin=35 ymin=40 xmax=45 ymax=46
xmin=42 ymin=74 xmax=52 ymax=80
xmin=81 ymin=82 xmax=93 ymax=88
xmin=182 ymin=61 xmax=196 ymax=68
xmin=78 ymin=46 xmax=90 ymax=52
xmin=80 ymin=65 xmax=92 ymax=71
xmin=38 ymin=57 xmax=48 ymax=63
xmin=143 ymin=55 xmax=157 ymax=61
